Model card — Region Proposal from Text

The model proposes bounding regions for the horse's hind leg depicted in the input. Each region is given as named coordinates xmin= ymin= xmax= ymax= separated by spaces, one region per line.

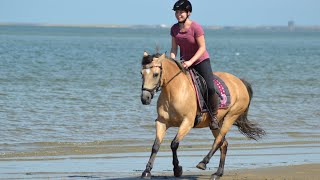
xmin=196 ymin=130 xmax=225 ymax=171
xmin=141 ymin=121 xmax=167 ymax=179
xmin=215 ymin=140 xmax=228 ymax=176
xmin=197 ymin=115 xmax=236 ymax=179
xmin=171 ymin=120 xmax=193 ymax=177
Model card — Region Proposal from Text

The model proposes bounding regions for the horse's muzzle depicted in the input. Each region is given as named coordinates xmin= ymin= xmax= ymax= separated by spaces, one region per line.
xmin=141 ymin=90 xmax=153 ymax=105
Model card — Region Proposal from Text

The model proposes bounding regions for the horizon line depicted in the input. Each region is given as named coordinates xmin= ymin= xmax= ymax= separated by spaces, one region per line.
xmin=1 ymin=22 xmax=320 ymax=29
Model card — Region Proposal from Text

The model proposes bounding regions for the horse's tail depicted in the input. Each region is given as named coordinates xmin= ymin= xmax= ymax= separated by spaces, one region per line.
xmin=234 ymin=79 xmax=266 ymax=141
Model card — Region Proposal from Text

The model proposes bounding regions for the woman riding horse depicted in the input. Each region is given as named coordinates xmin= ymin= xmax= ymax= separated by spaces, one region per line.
xmin=170 ymin=0 xmax=219 ymax=130
xmin=140 ymin=52 xmax=265 ymax=180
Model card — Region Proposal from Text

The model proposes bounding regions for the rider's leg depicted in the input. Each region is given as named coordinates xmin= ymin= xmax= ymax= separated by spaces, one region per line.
xmin=193 ymin=59 xmax=219 ymax=130
xmin=209 ymin=92 xmax=219 ymax=130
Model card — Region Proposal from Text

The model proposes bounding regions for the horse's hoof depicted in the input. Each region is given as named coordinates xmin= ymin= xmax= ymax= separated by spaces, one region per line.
xmin=210 ymin=174 xmax=221 ymax=180
xmin=173 ymin=165 xmax=183 ymax=177
xmin=141 ymin=170 xmax=151 ymax=179
xmin=196 ymin=162 xmax=206 ymax=170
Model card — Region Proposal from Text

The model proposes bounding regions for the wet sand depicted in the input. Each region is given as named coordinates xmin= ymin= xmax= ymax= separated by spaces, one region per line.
xmin=182 ymin=163 xmax=320 ymax=180
xmin=1 ymin=140 xmax=320 ymax=179
xmin=18 ymin=163 xmax=320 ymax=180
xmin=3 ymin=162 xmax=318 ymax=179
xmin=116 ymin=164 xmax=320 ymax=180
xmin=0 ymin=159 xmax=320 ymax=180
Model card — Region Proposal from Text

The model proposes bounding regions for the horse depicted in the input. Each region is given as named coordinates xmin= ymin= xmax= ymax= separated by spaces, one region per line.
xmin=140 ymin=52 xmax=265 ymax=180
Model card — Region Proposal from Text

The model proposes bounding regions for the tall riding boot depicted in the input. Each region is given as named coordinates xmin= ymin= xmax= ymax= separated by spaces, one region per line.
xmin=209 ymin=93 xmax=220 ymax=130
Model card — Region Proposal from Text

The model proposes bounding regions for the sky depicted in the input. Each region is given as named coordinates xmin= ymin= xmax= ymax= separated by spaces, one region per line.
xmin=1 ymin=0 xmax=320 ymax=26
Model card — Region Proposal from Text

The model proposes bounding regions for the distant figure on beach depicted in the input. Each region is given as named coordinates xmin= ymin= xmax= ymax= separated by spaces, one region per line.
xmin=170 ymin=0 xmax=219 ymax=130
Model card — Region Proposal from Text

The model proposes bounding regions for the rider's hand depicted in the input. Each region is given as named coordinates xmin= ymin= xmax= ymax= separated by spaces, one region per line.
xmin=183 ymin=61 xmax=193 ymax=68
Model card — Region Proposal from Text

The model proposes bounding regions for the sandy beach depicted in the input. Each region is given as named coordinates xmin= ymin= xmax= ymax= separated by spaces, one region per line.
xmin=2 ymin=163 xmax=319 ymax=179
xmin=114 ymin=164 xmax=320 ymax=180
xmin=1 ymin=140 xmax=320 ymax=179
xmin=182 ymin=163 xmax=320 ymax=180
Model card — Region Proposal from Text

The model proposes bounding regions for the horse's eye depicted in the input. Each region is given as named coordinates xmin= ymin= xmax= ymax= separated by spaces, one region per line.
xmin=153 ymin=73 xmax=159 ymax=78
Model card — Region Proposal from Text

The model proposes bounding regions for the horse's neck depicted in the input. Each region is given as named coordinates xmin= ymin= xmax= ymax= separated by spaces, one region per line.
xmin=161 ymin=59 xmax=191 ymax=92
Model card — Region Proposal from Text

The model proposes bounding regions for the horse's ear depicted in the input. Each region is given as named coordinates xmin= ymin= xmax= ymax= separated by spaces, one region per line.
xmin=155 ymin=53 xmax=166 ymax=63
xmin=160 ymin=53 xmax=165 ymax=59
xmin=143 ymin=51 xmax=148 ymax=57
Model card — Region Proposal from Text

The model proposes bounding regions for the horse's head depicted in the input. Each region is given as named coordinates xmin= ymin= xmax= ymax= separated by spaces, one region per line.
xmin=140 ymin=51 xmax=166 ymax=105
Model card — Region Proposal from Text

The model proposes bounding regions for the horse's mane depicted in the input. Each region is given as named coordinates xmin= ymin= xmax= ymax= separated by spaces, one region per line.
xmin=141 ymin=53 xmax=186 ymax=73
xmin=141 ymin=53 xmax=162 ymax=66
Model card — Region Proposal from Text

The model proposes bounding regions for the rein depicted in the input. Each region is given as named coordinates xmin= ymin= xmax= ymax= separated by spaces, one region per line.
xmin=162 ymin=59 xmax=185 ymax=88
xmin=141 ymin=61 xmax=183 ymax=95
xmin=162 ymin=69 xmax=183 ymax=88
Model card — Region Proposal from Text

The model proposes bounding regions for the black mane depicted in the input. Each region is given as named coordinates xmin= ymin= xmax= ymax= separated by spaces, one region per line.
xmin=141 ymin=53 xmax=161 ymax=65
xmin=141 ymin=53 xmax=186 ymax=73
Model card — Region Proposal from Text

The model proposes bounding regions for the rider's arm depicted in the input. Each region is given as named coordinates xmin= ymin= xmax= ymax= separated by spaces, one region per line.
xmin=187 ymin=35 xmax=206 ymax=65
xmin=170 ymin=36 xmax=178 ymax=59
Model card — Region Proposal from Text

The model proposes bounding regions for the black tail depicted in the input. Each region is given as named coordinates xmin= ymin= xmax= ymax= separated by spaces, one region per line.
xmin=234 ymin=79 xmax=266 ymax=141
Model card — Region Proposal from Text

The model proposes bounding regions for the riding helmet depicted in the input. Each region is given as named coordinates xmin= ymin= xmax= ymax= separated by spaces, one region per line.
xmin=172 ymin=0 xmax=192 ymax=12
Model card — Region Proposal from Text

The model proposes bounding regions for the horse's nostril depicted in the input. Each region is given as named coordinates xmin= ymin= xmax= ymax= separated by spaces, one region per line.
xmin=141 ymin=90 xmax=152 ymax=105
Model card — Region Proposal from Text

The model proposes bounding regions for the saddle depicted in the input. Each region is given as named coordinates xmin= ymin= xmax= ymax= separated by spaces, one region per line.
xmin=189 ymin=69 xmax=231 ymax=113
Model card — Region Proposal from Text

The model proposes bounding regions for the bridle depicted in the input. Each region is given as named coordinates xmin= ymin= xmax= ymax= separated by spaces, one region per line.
xmin=141 ymin=62 xmax=183 ymax=99
xmin=141 ymin=65 xmax=163 ymax=99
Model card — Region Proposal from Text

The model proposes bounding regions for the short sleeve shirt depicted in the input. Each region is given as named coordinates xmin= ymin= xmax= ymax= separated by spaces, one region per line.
xmin=170 ymin=21 xmax=209 ymax=65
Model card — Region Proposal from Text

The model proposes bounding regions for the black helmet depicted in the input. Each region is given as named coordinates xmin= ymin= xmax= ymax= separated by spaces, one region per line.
xmin=173 ymin=0 xmax=192 ymax=13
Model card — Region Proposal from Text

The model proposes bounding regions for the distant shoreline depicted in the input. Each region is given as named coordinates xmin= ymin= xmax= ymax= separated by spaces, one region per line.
xmin=1 ymin=22 xmax=320 ymax=31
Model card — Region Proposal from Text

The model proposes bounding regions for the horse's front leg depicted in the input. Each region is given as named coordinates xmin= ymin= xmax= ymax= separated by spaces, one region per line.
xmin=141 ymin=120 xmax=167 ymax=179
xmin=171 ymin=119 xmax=193 ymax=177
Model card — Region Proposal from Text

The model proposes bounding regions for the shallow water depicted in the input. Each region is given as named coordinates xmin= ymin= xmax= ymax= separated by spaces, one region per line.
xmin=0 ymin=26 xmax=320 ymax=178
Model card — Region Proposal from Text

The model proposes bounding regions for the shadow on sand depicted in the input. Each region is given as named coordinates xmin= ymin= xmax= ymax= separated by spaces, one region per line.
xmin=67 ymin=175 xmax=203 ymax=180
xmin=109 ymin=176 xmax=202 ymax=180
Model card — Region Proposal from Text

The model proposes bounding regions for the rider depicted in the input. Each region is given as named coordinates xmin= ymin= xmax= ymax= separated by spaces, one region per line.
xmin=170 ymin=0 xmax=219 ymax=130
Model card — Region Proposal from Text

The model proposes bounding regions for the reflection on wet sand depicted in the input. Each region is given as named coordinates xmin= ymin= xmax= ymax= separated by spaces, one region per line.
xmin=1 ymin=139 xmax=320 ymax=179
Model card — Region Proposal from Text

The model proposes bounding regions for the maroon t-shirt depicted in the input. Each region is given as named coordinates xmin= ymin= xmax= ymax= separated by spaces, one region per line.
xmin=170 ymin=21 xmax=210 ymax=65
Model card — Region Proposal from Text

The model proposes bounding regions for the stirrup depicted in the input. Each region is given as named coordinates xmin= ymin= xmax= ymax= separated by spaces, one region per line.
xmin=195 ymin=113 xmax=202 ymax=122
xmin=209 ymin=116 xmax=219 ymax=130
xmin=194 ymin=113 xmax=203 ymax=127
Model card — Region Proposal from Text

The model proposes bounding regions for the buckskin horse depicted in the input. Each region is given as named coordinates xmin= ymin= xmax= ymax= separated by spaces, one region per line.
xmin=140 ymin=52 xmax=265 ymax=180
